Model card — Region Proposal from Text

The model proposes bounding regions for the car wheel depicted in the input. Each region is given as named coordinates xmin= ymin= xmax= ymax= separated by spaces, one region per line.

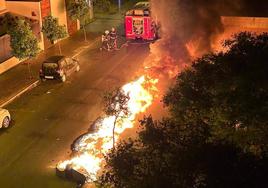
xmin=61 ymin=74 xmax=66 ymax=82
xmin=76 ymin=65 xmax=80 ymax=72
xmin=2 ymin=116 xmax=10 ymax=128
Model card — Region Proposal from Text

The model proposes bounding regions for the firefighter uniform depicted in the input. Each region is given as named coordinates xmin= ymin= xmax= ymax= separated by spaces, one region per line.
xmin=101 ymin=30 xmax=111 ymax=51
xmin=110 ymin=28 xmax=118 ymax=50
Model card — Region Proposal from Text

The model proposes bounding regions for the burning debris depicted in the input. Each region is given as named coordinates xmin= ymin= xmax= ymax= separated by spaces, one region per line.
xmin=55 ymin=0 xmax=268 ymax=186
xmin=56 ymin=76 xmax=158 ymax=185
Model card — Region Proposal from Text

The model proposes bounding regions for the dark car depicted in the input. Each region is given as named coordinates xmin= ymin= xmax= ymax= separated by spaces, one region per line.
xmin=39 ymin=56 xmax=80 ymax=82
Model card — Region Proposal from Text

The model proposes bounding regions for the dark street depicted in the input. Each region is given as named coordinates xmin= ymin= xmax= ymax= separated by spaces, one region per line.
xmin=1 ymin=0 xmax=268 ymax=188
xmin=0 ymin=43 xmax=150 ymax=187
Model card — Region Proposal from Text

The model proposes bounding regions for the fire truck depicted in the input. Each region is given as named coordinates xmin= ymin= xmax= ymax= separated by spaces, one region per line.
xmin=125 ymin=2 xmax=158 ymax=41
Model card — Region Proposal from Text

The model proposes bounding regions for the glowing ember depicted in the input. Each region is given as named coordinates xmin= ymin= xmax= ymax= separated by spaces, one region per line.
xmin=57 ymin=76 xmax=158 ymax=182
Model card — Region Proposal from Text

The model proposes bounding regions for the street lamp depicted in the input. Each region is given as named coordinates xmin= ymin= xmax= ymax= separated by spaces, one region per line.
xmin=118 ymin=0 xmax=121 ymax=12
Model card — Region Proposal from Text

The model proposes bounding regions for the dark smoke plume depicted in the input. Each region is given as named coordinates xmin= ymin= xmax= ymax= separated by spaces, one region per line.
xmin=145 ymin=0 xmax=268 ymax=78
xmin=230 ymin=0 xmax=268 ymax=17
xmin=144 ymin=0 xmax=235 ymax=79
xmin=150 ymin=0 xmax=240 ymax=60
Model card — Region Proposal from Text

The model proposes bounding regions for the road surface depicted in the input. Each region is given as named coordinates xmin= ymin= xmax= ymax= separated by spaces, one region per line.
xmin=0 ymin=42 xmax=150 ymax=187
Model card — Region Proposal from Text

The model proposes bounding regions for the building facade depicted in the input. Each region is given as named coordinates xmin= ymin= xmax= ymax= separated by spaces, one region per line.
xmin=0 ymin=0 xmax=93 ymax=74
xmin=213 ymin=16 xmax=268 ymax=51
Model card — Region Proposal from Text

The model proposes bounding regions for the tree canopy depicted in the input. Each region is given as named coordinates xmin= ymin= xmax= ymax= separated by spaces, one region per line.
xmin=7 ymin=18 xmax=39 ymax=60
xmin=42 ymin=15 xmax=67 ymax=44
xmin=98 ymin=116 xmax=268 ymax=188
xmin=164 ymin=32 xmax=268 ymax=155
xmin=67 ymin=0 xmax=89 ymax=25
xmin=97 ymin=32 xmax=268 ymax=188
xmin=67 ymin=0 xmax=90 ymax=41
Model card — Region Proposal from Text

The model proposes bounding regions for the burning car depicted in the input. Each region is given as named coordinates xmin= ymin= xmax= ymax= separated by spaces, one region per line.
xmin=56 ymin=76 xmax=158 ymax=185
xmin=71 ymin=117 xmax=104 ymax=153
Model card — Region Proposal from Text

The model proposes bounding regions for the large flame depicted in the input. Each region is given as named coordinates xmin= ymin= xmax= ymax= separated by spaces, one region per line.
xmin=57 ymin=76 xmax=158 ymax=182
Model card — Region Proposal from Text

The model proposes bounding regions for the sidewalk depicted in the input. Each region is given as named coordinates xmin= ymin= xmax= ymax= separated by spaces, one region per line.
xmin=0 ymin=14 xmax=123 ymax=107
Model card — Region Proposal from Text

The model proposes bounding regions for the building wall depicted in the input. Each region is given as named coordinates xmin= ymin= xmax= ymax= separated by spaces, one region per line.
xmin=0 ymin=34 xmax=12 ymax=63
xmin=66 ymin=14 xmax=78 ymax=35
xmin=0 ymin=0 xmax=6 ymax=11
xmin=6 ymin=1 xmax=41 ymax=21
xmin=213 ymin=16 xmax=268 ymax=51
xmin=4 ymin=1 xmax=44 ymax=50
xmin=50 ymin=0 xmax=68 ymax=28
xmin=221 ymin=16 xmax=268 ymax=31
xmin=6 ymin=1 xmax=44 ymax=50
xmin=41 ymin=0 xmax=51 ymax=18
xmin=40 ymin=0 xmax=52 ymax=49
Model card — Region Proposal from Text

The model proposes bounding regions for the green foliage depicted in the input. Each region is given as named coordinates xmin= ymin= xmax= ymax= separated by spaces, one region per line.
xmin=42 ymin=15 xmax=67 ymax=44
xmin=0 ymin=13 xmax=16 ymax=36
xmin=7 ymin=18 xmax=39 ymax=60
xmin=67 ymin=0 xmax=89 ymax=25
xmin=164 ymin=32 xmax=268 ymax=155
xmin=98 ymin=116 xmax=268 ymax=188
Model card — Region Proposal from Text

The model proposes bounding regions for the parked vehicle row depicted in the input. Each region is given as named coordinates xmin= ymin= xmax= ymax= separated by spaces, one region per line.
xmin=0 ymin=56 xmax=80 ymax=130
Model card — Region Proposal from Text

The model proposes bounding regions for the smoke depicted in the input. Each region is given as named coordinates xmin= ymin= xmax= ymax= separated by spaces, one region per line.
xmin=234 ymin=0 xmax=268 ymax=17
xmin=145 ymin=0 xmax=268 ymax=79
xmin=151 ymin=0 xmax=237 ymax=58
xmin=145 ymin=0 xmax=241 ymax=79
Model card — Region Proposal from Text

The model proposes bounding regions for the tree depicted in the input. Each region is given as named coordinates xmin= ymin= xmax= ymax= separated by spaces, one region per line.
xmin=98 ymin=116 xmax=268 ymax=188
xmin=7 ymin=18 xmax=40 ymax=78
xmin=2 ymin=13 xmax=17 ymax=29
xmin=164 ymin=32 xmax=268 ymax=155
xmin=42 ymin=15 xmax=67 ymax=54
xmin=67 ymin=0 xmax=90 ymax=41
xmin=97 ymin=32 xmax=268 ymax=187
xmin=103 ymin=88 xmax=130 ymax=148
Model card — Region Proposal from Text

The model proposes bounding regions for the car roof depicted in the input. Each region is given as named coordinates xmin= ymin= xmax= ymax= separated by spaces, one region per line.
xmin=44 ymin=56 xmax=65 ymax=63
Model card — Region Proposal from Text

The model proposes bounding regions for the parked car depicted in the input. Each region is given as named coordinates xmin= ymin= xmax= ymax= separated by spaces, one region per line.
xmin=0 ymin=108 xmax=11 ymax=128
xmin=39 ymin=56 xmax=80 ymax=82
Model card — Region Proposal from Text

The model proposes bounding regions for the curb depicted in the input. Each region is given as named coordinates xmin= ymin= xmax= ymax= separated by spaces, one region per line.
xmin=0 ymin=37 xmax=100 ymax=108
xmin=0 ymin=80 xmax=40 ymax=108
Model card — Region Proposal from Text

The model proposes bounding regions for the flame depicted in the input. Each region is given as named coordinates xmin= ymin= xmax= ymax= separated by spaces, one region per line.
xmin=57 ymin=76 xmax=158 ymax=182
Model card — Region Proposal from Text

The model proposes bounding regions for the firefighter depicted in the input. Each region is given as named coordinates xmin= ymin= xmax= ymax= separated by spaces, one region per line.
xmin=100 ymin=30 xmax=111 ymax=51
xmin=151 ymin=21 xmax=158 ymax=39
xmin=109 ymin=27 xmax=118 ymax=50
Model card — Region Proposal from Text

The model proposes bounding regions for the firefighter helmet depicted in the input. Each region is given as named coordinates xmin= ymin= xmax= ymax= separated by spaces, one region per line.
xmin=105 ymin=30 xmax=109 ymax=35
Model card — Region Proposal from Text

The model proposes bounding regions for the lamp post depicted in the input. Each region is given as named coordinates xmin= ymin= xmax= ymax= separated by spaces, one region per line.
xmin=118 ymin=0 xmax=121 ymax=12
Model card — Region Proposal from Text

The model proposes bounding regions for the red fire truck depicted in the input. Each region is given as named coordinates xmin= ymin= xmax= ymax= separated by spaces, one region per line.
xmin=125 ymin=2 xmax=158 ymax=41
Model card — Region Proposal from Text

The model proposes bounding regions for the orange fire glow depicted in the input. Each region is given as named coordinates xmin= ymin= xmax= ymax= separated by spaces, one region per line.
xmin=57 ymin=76 xmax=158 ymax=182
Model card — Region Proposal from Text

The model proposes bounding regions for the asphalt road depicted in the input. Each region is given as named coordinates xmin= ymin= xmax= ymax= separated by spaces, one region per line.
xmin=0 ymin=42 xmax=150 ymax=187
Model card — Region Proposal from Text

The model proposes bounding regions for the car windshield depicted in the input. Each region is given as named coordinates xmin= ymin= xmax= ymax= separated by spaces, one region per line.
xmin=43 ymin=62 xmax=58 ymax=69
